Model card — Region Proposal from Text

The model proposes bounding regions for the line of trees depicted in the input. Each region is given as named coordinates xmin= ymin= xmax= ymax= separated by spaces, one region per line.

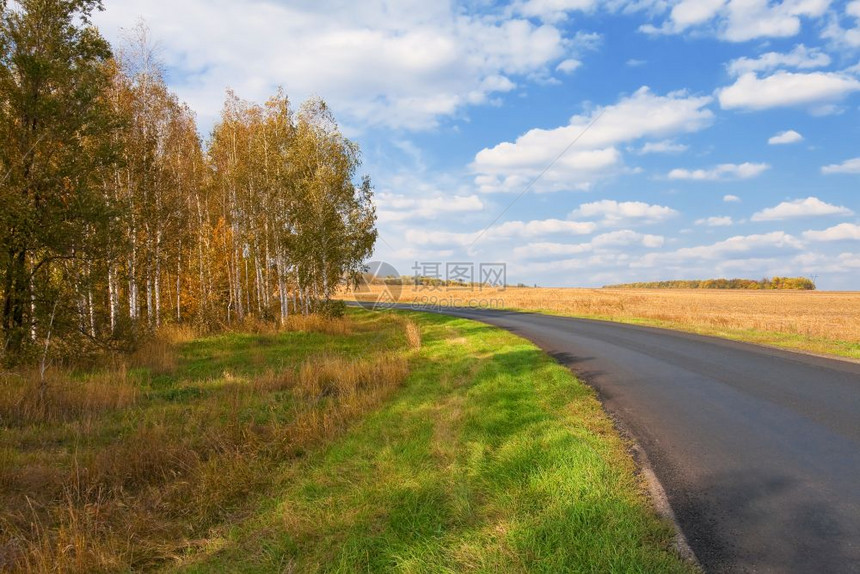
xmin=605 ymin=277 xmax=816 ymax=290
xmin=0 ymin=1 xmax=377 ymax=363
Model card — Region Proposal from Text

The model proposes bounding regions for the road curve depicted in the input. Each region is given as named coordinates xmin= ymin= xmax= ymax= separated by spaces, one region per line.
xmin=393 ymin=305 xmax=860 ymax=573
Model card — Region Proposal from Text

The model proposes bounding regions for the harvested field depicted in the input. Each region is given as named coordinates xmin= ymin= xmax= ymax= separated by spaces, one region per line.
xmin=348 ymin=286 xmax=860 ymax=359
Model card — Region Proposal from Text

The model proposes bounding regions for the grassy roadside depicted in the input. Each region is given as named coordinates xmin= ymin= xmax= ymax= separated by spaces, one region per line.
xmin=0 ymin=313 xmax=414 ymax=571
xmin=2 ymin=309 xmax=694 ymax=572
xmin=346 ymin=288 xmax=860 ymax=360
xmin=173 ymin=310 xmax=693 ymax=573
xmin=515 ymin=308 xmax=860 ymax=361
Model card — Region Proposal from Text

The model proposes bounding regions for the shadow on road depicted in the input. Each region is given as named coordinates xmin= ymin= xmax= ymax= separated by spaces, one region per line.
xmin=673 ymin=468 xmax=856 ymax=573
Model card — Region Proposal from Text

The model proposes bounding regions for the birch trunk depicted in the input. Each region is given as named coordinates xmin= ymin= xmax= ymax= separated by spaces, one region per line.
xmin=176 ymin=244 xmax=182 ymax=322
xmin=154 ymin=229 xmax=162 ymax=327
xmin=108 ymin=262 xmax=117 ymax=334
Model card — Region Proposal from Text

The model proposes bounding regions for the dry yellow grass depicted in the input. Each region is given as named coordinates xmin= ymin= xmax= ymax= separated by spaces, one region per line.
xmin=286 ymin=353 xmax=409 ymax=454
xmin=348 ymin=285 xmax=860 ymax=358
xmin=403 ymin=319 xmax=422 ymax=349
xmin=0 ymin=367 xmax=139 ymax=426
xmin=0 ymin=313 xmax=414 ymax=573
xmin=283 ymin=313 xmax=353 ymax=335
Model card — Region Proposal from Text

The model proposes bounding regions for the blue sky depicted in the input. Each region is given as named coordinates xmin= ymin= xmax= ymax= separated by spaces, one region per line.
xmin=95 ymin=0 xmax=860 ymax=289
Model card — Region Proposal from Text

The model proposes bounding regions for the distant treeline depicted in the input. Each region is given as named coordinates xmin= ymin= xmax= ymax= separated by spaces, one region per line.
xmin=605 ymin=277 xmax=816 ymax=290
xmin=368 ymin=276 xmax=469 ymax=287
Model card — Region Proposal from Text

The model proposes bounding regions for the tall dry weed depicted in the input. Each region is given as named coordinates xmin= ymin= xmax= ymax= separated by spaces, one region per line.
xmin=285 ymin=314 xmax=352 ymax=336
xmin=158 ymin=323 xmax=199 ymax=344
xmin=130 ymin=337 xmax=176 ymax=375
xmin=294 ymin=354 xmax=406 ymax=401
xmin=252 ymin=368 xmax=295 ymax=393
xmin=232 ymin=316 xmax=281 ymax=335
xmin=12 ymin=488 xmax=130 ymax=574
xmin=0 ymin=367 xmax=138 ymax=426
xmin=286 ymin=353 xmax=408 ymax=452
xmin=127 ymin=323 xmax=199 ymax=375
xmin=404 ymin=320 xmax=422 ymax=349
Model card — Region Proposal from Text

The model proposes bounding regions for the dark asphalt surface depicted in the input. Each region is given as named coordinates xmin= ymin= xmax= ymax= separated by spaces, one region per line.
xmin=394 ymin=304 xmax=860 ymax=573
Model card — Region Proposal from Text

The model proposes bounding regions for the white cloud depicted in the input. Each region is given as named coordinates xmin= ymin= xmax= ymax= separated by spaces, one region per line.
xmin=794 ymin=251 xmax=860 ymax=273
xmin=837 ymin=252 xmax=860 ymax=268
xmin=791 ymin=254 xmax=858 ymax=283
xmin=668 ymin=162 xmax=770 ymax=181
xmin=723 ymin=194 xmax=742 ymax=202
xmin=404 ymin=217 xmax=596 ymax=247
xmin=727 ymin=44 xmax=830 ymax=77
xmin=513 ymin=242 xmax=593 ymax=258
xmin=768 ymin=129 xmax=804 ymax=144
xmin=735 ymin=45 xmax=832 ymax=76
xmin=823 ymin=0 xmax=860 ymax=48
xmin=751 ymin=197 xmax=854 ymax=221
xmin=515 ymin=0 xmax=598 ymax=22
xmin=515 ymin=0 xmax=693 ymax=24
xmin=722 ymin=0 xmax=831 ymax=43
xmin=633 ymin=232 xmax=804 ymax=267
xmin=803 ymin=223 xmax=860 ymax=241
xmin=377 ymin=194 xmax=484 ymax=223
xmin=680 ymin=231 xmax=804 ymax=257
xmin=696 ymin=216 xmax=734 ymax=226
xmin=638 ymin=140 xmax=689 ymax=154
xmin=670 ymin=0 xmax=726 ymax=31
xmin=638 ymin=0 xmax=725 ymax=35
xmin=792 ymin=252 xmax=860 ymax=276
xmin=473 ymin=148 xmax=621 ymax=194
xmin=570 ymin=199 xmax=679 ymax=225
xmin=718 ymin=71 xmax=860 ymax=111
xmin=640 ymin=0 xmax=831 ymax=42
xmin=473 ymin=87 xmax=713 ymax=192
xmin=493 ymin=219 xmax=598 ymax=237
xmin=94 ymin=0 xmax=584 ymax=131
xmin=513 ymin=229 xmax=663 ymax=259
xmin=592 ymin=230 xmax=665 ymax=247
xmin=385 ymin=246 xmax=455 ymax=261
xmin=822 ymin=157 xmax=860 ymax=174
xmin=516 ymin=253 xmax=633 ymax=275
xmin=403 ymin=229 xmax=476 ymax=247
xmin=556 ymin=58 xmax=583 ymax=73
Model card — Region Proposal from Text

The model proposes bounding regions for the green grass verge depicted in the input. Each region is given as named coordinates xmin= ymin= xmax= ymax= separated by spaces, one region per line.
xmin=172 ymin=309 xmax=693 ymax=573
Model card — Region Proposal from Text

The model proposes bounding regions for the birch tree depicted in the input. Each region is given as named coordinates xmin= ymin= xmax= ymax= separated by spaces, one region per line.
xmin=0 ymin=11 xmax=377 ymax=361
xmin=0 ymin=0 xmax=114 ymax=358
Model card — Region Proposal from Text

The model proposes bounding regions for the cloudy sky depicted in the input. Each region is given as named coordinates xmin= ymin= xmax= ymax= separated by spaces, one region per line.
xmin=95 ymin=0 xmax=860 ymax=289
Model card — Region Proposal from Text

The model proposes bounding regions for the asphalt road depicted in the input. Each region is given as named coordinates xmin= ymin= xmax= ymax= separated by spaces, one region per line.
xmin=394 ymin=304 xmax=860 ymax=573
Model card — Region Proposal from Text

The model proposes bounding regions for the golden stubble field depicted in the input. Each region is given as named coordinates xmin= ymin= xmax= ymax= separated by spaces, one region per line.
xmin=348 ymin=286 xmax=860 ymax=358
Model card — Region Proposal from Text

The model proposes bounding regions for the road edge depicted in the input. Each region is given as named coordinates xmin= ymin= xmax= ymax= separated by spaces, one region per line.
xmin=379 ymin=304 xmax=704 ymax=570
xmin=513 ymin=308 xmax=860 ymax=366
xmin=352 ymin=300 xmax=860 ymax=365
xmin=612 ymin=411 xmax=702 ymax=571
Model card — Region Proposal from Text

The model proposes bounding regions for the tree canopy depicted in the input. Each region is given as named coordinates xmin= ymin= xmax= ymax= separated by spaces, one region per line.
xmin=0 ymin=4 xmax=377 ymax=363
